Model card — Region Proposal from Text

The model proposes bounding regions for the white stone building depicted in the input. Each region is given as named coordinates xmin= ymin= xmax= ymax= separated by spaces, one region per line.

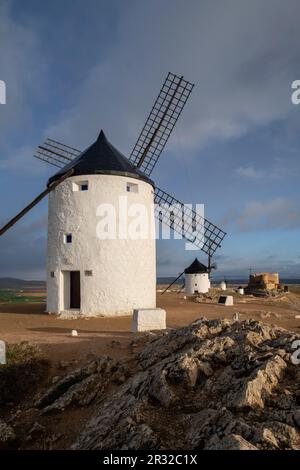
xmin=184 ymin=258 xmax=210 ymax=294
xmin=47 ymin=130 xmax=156 ymax=317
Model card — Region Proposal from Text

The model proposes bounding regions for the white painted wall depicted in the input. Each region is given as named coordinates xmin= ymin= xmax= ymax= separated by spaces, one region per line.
xmin=185 ymin=273 xmax=210 ymax=294
xmin=47 ymin=174 xmax=156 ymax=317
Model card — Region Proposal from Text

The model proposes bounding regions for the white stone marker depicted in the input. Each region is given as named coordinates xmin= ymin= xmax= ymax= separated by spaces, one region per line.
xmin=132 ymin=308 xmax=166 ymax=332
xmin=218 ymin=295 xmax=234 ymax=306
xmin=0 ymin=340 xmax=6 ymax=365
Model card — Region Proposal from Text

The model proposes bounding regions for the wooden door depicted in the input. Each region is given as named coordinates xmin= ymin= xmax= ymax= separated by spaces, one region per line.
xmin=70 ymin=271 xmax=81 ymax=309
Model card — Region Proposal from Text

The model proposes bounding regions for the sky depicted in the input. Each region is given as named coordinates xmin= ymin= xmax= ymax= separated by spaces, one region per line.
xmin=1 ymin=0 xmax=300 ymax=280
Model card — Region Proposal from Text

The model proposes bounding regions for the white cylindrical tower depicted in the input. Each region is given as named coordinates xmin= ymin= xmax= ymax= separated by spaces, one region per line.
xmin=184 ymin=258 xmax=210 ymax=295
xmin=220 ymin=281 xmax=227 ymax=291
xmin=46 ymin=130 xmax=156 ymax=317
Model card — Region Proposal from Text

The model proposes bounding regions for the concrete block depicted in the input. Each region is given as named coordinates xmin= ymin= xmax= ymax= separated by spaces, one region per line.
xmin=132 ymin=308 xmax=166 ymax=332
xmin=218 ymin=295 xmax=234 ymax=306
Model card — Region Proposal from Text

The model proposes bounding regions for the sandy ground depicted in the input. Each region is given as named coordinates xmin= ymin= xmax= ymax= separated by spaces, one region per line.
xmin=0 ymin=287 xmax=300 ymax=450
xmin=0 ymin=288 xmax=300 ymax=366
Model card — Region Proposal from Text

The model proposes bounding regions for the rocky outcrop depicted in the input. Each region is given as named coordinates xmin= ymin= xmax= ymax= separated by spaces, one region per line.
xmin=35 ymin=356 xmax=129 ymax=413
xmin=26 ymin=318 xmax=300 ymax=450
xmin=61 ymin=318 xmax=300 ymax=450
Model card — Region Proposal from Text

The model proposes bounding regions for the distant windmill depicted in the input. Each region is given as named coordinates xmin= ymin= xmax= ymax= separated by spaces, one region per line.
xmin=161 ymin=257 xmax=216 ymax=296
xmin=0 ymin=73 xmax=226 ymax=316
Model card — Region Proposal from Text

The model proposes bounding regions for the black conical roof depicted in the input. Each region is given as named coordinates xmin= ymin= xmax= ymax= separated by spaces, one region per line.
xmin=184 ymin=258 xmax=208 ymax=274
xmin=47 ymin=130 xmax=154 ymax=187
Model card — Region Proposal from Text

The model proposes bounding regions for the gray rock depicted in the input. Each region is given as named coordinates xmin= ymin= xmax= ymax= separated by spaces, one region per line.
xmin=293 ymin=409 xmax=300 ymax=428
xmin=205 ymin=434 xmax=258 ymax=450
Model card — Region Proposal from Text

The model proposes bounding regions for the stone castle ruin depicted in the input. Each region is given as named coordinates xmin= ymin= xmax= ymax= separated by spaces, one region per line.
xmin=245 ymin=272 xmax=284 ymax=297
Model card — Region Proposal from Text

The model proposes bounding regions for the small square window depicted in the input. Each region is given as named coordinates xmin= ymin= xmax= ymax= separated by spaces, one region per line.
xmin=50 ymin=271 xmax=55 ymax=278
xmin=84 ymin=270 xmax=93 ymax=276
xmin=64 ymin=234 xmax=72 ymax=244
xmin=126 ymin=182 xmax=138 ymax=193
xmin=72 ymin=181 xmax=88 ymax=192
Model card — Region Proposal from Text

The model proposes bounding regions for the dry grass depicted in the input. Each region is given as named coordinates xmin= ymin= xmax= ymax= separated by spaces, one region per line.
xmin=5 ymin=341 xmax=43 ymax=367
xmin=0 ymin=342 xmax=49 ymax=407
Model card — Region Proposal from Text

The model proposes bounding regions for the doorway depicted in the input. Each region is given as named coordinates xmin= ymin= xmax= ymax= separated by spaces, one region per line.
xmin=70 ymin=271 xmax=81 ymax=309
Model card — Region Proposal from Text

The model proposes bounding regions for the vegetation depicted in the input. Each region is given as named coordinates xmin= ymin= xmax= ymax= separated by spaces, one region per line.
xmin=0 ymin=289 xmax=45 ymax=303
xmin=5 ymin=342 xmax=43 ymax=367
xmin=0 ymin=342 xmax=49 ymax=406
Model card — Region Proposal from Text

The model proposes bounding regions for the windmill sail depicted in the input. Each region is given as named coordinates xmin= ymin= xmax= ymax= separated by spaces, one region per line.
xmin=154 ymin=187 xmax=226 ymax=256
xmin=31 ymin=72 xmax=226 ymax=255
xmin=34 ymin=138 xmax=81 ymax=168
xmin=31 ymin=136 xmax=226 ymax=256
xmin=35 ymin=73 xmax=194 ymax=176
xmin=128 ymin=72 xmax=194 ymax=176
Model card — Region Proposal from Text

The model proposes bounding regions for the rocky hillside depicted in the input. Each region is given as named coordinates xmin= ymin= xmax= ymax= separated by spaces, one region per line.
xmin=2 ymin=318 xmax=300 ymax=450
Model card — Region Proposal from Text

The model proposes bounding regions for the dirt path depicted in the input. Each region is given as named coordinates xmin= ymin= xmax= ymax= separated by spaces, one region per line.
xmin=0 ymin=290 xmax=299 ymax=365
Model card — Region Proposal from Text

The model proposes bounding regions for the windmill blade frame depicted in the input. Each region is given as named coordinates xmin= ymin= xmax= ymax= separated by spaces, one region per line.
xmin=128 ymin=72 xmax=194 ymax=176
xmin=154 ymin=186 xmax=226 ymax=256
xmin=31 ymin=137 xmax=226 ymax=256
xmin=160 ymin=270 xmax=185 ymax=295
xmin=35 ymin=73 xmax=194 ymax=176
xmin=34 ymin=138 xmax=81 ymax=168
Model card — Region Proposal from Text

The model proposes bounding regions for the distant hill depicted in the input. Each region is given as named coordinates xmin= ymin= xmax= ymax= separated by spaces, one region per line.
xmin=0 ymin=278 xmax=46 ymax=289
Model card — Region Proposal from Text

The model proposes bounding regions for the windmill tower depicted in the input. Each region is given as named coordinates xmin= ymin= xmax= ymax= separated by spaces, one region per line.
xmin=0 ymin=73 xmax=227 ymax=317
xmin=46 ymin=130 xmax=156 ymax=315
xmin=184 ymin=258 xmax=210 ymax=294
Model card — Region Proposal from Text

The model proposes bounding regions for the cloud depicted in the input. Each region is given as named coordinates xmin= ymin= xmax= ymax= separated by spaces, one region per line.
xmin=236 ymin=166 xmax=264 ymax=179
xmin=235 ymin=155 xmax=300 ymax=181
xmin=41 ymin=0 xmax=300 ymax=159
xmin=232 ymin=198 xmax=300 ymax=232
xmin=211 ymin=253 xmax=300 ymax=279
xmin=0 ymin=1 xmax=46 ymax=166
xmin=0 ymin=215 xmax=47 ymax=279
xmin=0 ymin=144 xmax=50 ymax=176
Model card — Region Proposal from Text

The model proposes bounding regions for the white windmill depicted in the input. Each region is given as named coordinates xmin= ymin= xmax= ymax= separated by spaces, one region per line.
xmin=184 ymin=258 xmax=211 ymax=294
xmin=0 ymin=73 xmax=226 ymax=317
